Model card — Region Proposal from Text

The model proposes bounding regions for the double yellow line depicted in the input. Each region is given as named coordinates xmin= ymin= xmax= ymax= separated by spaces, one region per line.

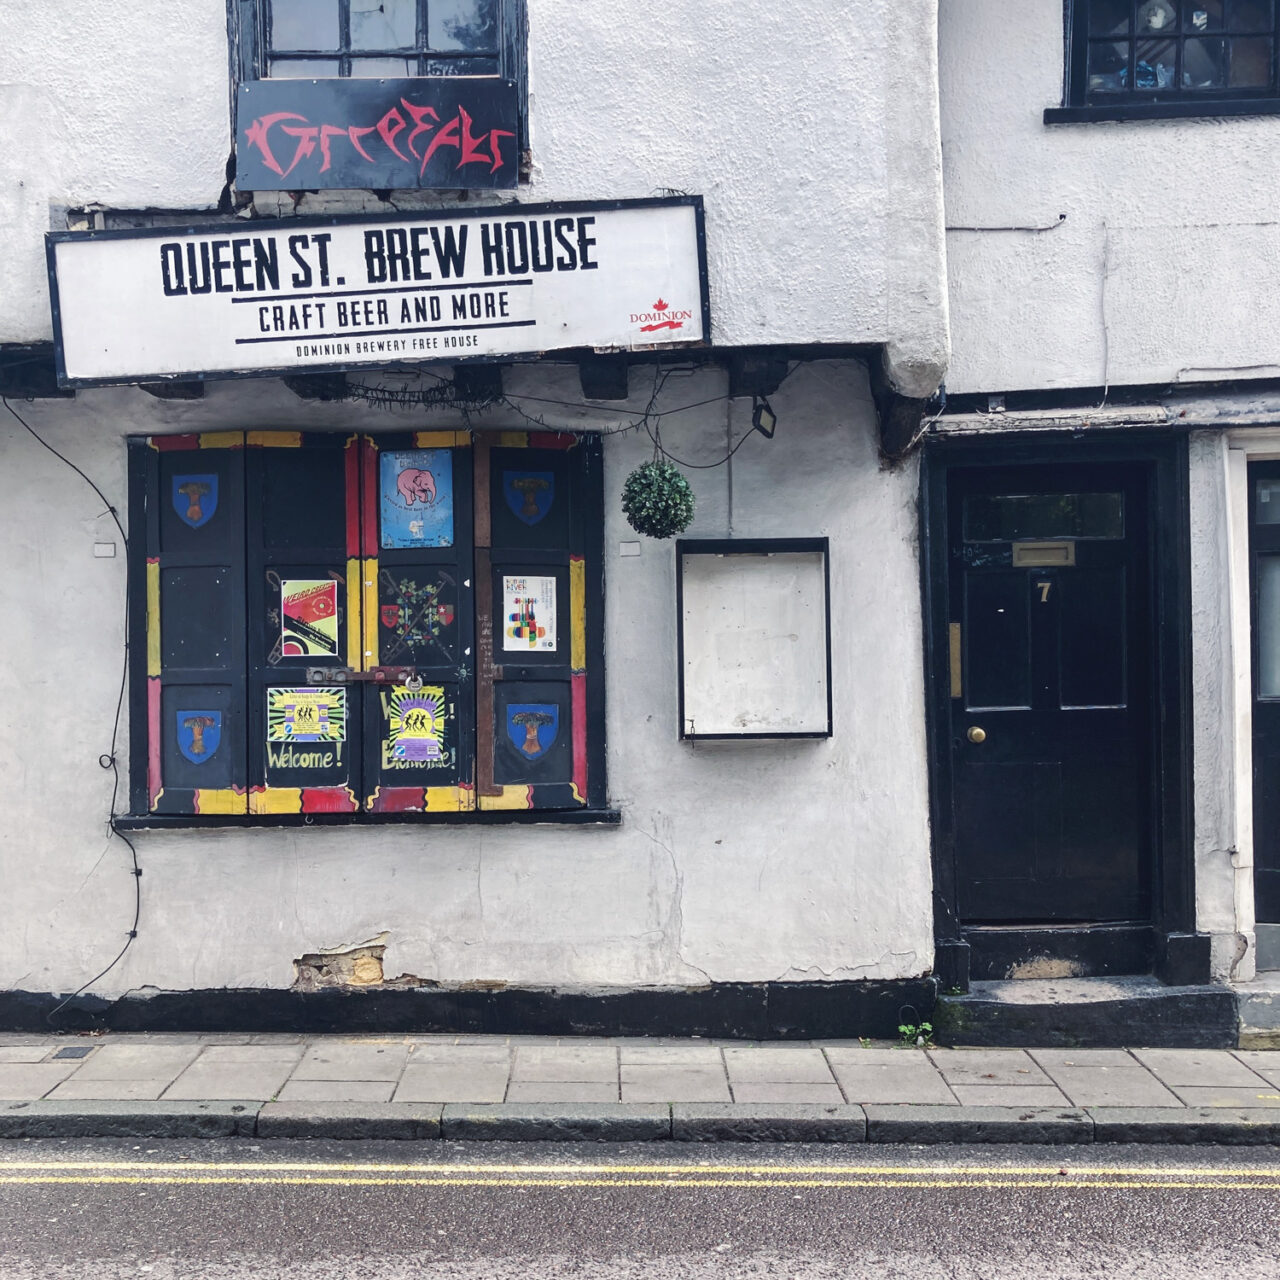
xmin=2 ymin=1161 xmax=1280 ymax=1191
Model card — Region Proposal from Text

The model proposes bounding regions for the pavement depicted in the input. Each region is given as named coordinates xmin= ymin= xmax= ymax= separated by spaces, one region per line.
xmin=7 ymin=1033 xmax=1280 ymax=1143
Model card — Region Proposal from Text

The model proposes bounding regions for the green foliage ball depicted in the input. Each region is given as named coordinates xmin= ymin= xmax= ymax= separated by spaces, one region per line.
xmin=621 ymin=460 xmax=696 ymax=539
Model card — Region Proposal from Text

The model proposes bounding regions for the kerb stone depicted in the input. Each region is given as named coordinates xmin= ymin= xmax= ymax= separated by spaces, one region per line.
xmin=672 ymin=1103 xmax=866 ymax=1143
xmin=442 ymin=1103 xmax=670 ymax=1142
xmin=0 ymin=1100 xmax=258 ymax=1138
xmin=1091 ymin=1107 xmax=1280 ymax=1144
xmin=864 ymin=1105 xmax=1093 ymax=1144
xmin=256 ymin=1102 xmax=442 ymax=1139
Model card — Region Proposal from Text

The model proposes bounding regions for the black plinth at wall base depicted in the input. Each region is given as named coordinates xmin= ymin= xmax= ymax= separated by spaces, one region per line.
xmin=1157 ymin=932 xmax=1214 ymax=987
xmin=933 ymin=940 xmax=971 ymax=993
xmin=0 ymin=980 xmax=939 ymax=1041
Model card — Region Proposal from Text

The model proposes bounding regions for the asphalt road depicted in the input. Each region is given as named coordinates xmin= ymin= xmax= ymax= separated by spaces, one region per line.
xmin=2 ymin=1139 xmax=1280 ymax=1278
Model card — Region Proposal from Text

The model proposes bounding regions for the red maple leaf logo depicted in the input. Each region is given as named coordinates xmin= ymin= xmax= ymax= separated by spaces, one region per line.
xmin=652 ymin=298 xmax=668 ymax=311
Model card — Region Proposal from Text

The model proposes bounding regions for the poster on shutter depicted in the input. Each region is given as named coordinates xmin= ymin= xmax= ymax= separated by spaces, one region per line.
xmin=503 ymin=575 xmax=556 ymax=651
xmin=380 ymin=449 xmax=453 ymax=548
xmin=383 ymin=683 xmax=452 ymax=768
xmin=267 ymin=687 xmax=347 ymax=742
xmin=281 ymin=580 xmax=339 ymax=657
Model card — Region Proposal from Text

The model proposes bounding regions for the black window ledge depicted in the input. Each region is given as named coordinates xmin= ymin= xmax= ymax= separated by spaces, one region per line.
xmin=1046 ymin=99 xmax=1280 ymax=124
xmin=115 ymin=809 xmax=621 ymax=831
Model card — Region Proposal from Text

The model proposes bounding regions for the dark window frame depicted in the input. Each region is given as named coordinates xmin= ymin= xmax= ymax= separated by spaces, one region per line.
xmin=1048 ymin=0 xmax=1280 ymax=122
xmin=227 ymin=0 xmax=528 ymax=159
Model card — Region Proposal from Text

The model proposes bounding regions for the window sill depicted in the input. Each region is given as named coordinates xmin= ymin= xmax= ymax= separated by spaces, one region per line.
xmin=115 ymin=809 xmax=622 ymax=831
xmin=1045 ymin=99 xmax=1280 ymax=124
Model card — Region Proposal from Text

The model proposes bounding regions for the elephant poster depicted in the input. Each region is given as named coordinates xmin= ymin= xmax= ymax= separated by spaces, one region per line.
xmin=380 ymin=448 xmax=454 ymax=549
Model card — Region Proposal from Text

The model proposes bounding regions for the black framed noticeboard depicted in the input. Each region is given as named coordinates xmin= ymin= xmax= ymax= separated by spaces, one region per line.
xmin=676 ymin=538 xmax=832 ymax=741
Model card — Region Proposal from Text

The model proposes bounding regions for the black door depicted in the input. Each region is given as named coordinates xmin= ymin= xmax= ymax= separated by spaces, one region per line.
xmin=1250 ymin=463 xmax=1280 ymax=922
xmin=948 ymin=464 xmax=1152 ymax=923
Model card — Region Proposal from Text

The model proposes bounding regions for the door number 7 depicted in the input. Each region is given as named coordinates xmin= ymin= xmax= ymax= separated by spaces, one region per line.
xmin=1036 ymin=581 xmax=1051 ymax=603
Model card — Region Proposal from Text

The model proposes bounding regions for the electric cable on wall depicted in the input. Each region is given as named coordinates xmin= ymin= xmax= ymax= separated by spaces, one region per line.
xmin=2 ymin=397 xmax=141 ymax=1025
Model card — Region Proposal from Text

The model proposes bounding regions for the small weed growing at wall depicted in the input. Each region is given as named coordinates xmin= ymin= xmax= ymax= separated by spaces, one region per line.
xmin=897 ymin=1021 xmax=934 ymax=1048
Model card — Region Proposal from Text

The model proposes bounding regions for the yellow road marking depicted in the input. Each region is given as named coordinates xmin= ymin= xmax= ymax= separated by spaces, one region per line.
xmin=0 ymin=1174 xmax=1277 ymax=1191
xmin=3 ymin=1160 xmax=1280 ymax=1178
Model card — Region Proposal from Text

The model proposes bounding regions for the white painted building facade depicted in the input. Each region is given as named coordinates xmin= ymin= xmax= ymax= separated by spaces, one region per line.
xmin=0 ymin=1 xmax=953 ymax=1030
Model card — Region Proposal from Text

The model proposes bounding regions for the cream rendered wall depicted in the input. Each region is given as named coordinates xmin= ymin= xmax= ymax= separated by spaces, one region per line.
xmin=0 ymin=1 xmax=949 ymax=396
xmin=940 ymin=0 xmax=1280 ymax=396
xmin=0 ymin=360 xmax=935 ymax=995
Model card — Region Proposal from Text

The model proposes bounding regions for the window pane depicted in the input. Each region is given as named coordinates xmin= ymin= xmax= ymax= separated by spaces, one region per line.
xmin=1258 ymin=478 xmax=1280 ymax=523
xmin=269 ymin=57 xmax=342 ymax=76
xmin=351 ymin=0 xmax=418 ymax=50
xmin=1230 ymin=35 xmax=1273 ymax=81
xmin=964 ymin=493 xmax=1125 ymax=542
xmin=270 ymin=0 xmax=339 ymax=51
xmin=1183 ymin=36 xmax=1229 ymax=83
xmin=1089 ymin=39 xmax=1131 ymax=91
xmin=425 ymin=54 xmax=500 ymax=74
xmin=428 ymin=0 xmax=499 ymax=51
xmin=1229 ymin=0 xmax=1274 ymax=28
xmin=1091 ymin=0 xmax=1132 ymax=34
xmin=1186 ymin=2 xmax=1225 ymax=30
xmin=1259 ymin=556 xmax=1280 ymax=697
xmin=1138 ymin=0 xmax=1179 ymax=32
xmin=1135 ymin=38 xmax=1178 ymax=86
xmin=350 ymin=56 xmax=414 ymax=75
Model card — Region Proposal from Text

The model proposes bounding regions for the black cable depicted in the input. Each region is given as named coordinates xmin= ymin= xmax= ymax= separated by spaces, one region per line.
xmin=0 ymin=397 xmax=141 ymax=1024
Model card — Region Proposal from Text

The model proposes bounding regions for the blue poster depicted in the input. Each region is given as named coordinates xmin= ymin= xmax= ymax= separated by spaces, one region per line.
xmin=176 ymin=710 xmax=222 ymax=764
xmin=380 ymin=449 xmax=454 ymax=549
xmin=505 ymin=704 xmax=559 ymax=759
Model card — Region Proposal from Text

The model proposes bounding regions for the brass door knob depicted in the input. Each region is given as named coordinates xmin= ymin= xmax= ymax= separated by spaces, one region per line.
xmin=967 ymin=726 xmax=987 ymax=744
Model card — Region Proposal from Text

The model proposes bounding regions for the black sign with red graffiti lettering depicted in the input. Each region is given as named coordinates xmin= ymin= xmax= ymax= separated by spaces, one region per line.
xmin=237 ymin=78 xmax=519 ymax=192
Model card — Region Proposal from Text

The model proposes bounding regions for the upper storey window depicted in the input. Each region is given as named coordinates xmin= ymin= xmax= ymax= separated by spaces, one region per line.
xmin=265 ymin=0 xmax=501 ymax=79
xmin=1056 ymin=0 xmax=1280 ymax=119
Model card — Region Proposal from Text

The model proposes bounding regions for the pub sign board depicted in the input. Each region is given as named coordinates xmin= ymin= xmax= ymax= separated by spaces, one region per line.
xmin=45 ymin=197 xmax=710 ymax=387
xmin=236 ymin=78 xmax=520 ymax=192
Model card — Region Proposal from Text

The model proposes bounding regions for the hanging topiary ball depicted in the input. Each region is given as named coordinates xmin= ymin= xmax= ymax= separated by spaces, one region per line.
xmin=621 ymin=459 xmax=696 ymax=539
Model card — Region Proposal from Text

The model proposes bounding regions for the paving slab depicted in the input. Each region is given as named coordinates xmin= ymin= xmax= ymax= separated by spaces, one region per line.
xmin=0 ymin=1063 xmax=78 ymax=1100
xmin=620 ymin=1066 xmax=731 ymax=1103
xmin=928 ymin=1049 xmax=1052 ymax=1086
xmin=291 ymin=1043 xmax=410 ymax=1082
xmin=723 ymin=1047 xmax=835 ymax=1084
xmin=864 ymin=1105 xmax=1092 ymax=1144
xmin=441 ymin=1103 xmax=669 ymax=1142
xmin=48 ymin=1077 xmax=175 ymax=1101
xmin=1171 ymin=1086 xmax=1280 ymax=1108
xmin=828 ymin=1062 xmax=956 ymax=1105
xmin=162 ymin=1060 xmax=298 ymax=1101
xmin=193 ymin=1044 xmax=305 ymax=1063
xmin=505 ymin=1081 xmax=619 ymax=1103
xmin=1043 ymin=1067 xmax=1182 ymax=1108
xmin=1231 ymin=1050 xmax=1280 ymax=1087
xmin=1091 ymin=1107 xmax=1280 ymax=1144
xmin=0 ymin=1100 xmax=258 ymax=1138
xmin=510 ymin=1046 xmax=617 ymax=1082
xmin=407 ymin=1044 xmax=512 ymax=1065
xmin=950 ymin=1084 xmax=1071 ymax=1107
xmin=393 ymin=1064 xmax=509 ymax=1103
xmin=1027 ymin=1049 xmax=1140 ymax=1069
xmin=822 ymin=1047 xmax=927 ymax=1067
xmin=257 ymin=1102 xmax=441 ymax=1139
xmin=618 ymin=1046 xmax=724 ymax=1067
xmin=0 ymin=1047 xmax=55 ymax=1064
xmin=730 ymin=1082 xmax=845 ymax=1105
xmin=69 ymin=1043 xmax=202 ymax=1079
xmin=673 ymin=1103 xmax=866 ymax=1143
xmin=1130 ymin=1049 xmax=1267 ymax=1088
xmin=276 ymin=1080 xmax=396 ymax=1103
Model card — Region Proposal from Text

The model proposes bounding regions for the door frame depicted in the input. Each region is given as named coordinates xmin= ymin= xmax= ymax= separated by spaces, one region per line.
xmin=921 ymin=431 xmax=1201 ymax=987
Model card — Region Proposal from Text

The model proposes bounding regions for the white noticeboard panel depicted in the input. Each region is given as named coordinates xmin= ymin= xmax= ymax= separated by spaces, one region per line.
xmin=678 ymin=541 xmax=832 ymax=740
xmin=46 ymin=197 xmax=708 ymax=386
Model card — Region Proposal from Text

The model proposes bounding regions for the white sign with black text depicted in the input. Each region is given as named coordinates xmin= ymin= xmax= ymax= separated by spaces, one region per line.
xmin=47 ymin=198 xmax=707 ymax=386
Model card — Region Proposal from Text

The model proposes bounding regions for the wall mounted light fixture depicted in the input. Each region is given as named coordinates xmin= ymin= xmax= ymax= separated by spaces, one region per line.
xmin=752 ymin=395 xmax=778 ymax=439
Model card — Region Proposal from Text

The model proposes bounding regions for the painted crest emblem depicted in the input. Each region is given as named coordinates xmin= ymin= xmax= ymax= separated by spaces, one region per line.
xmin=503 ymin=471 xmax=554 ymax=526
xmin=172 ymin=474 xmax=218 ymax=529
xmin=381 ymin=604 xmax=401 ymax=629
xmin=176 ymin=710 xmax=222 ymax=764
xmin=506 ymin=704 xmax=559 ymax=758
